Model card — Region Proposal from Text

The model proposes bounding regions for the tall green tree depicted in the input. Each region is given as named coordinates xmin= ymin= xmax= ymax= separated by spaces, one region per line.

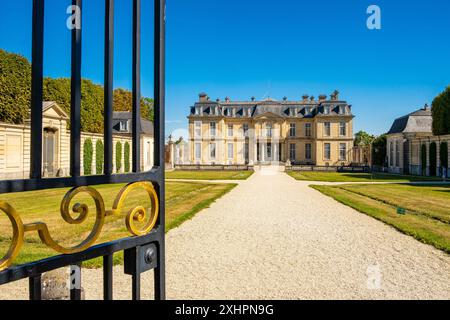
xmin=432 ymin=86 xmax=450 ymax=135
xmin=0 ymin=49 xmax=31 ymax=124
xmin=83 ymin=138 xmax=93 ymax=175
xmin=371 ymin=135 xmax=387 ymax=166
xmin=354 ymin=130 xmax=375 ymax=146
xmin=96 ymin=140 xmax=104 ymax=175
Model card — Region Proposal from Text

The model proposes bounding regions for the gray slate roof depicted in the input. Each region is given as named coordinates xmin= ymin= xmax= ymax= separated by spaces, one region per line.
xmin=113 ymin=112 xmax=154 ymax=135
xmin=387 ymin=106 xmax=432 ymax=134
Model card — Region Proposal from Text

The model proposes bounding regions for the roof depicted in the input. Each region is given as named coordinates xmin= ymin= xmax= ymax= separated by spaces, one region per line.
xmin=113 ymin=112 xmax=154 ymax=135
xmin=387 ymin=106 xmax=432 ymax=135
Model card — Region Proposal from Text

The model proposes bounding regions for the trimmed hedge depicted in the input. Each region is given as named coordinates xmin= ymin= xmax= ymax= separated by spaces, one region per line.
xmin=440 ymin=142 xmax=448 ymax=170
xmin=83 ymin=139 xmax=93 ymax=175
xmin=432 ymin=86 xmax=450 ymax=135
xmin=429 ymin=142 xmax=437 ymax=176
xmin=96 ymin=140 xmax=104 ymax=175
xmin=115 ymin=141 xmax=122 ymax=173
xmin=421 ymin=144 xmax=427 ymax=176
xmin=124 ymin=142 xmax=131 ymax=173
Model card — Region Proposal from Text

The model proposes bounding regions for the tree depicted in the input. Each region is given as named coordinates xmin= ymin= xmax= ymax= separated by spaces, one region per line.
xmin=432 ymin=86 xmax=450 ymax=135
xmin=83 ymin=138 xmax=93 ymax=175
xmin=124 ymin=141 xmax=131 ymax=173
xmin=354 ymin=130 xmax=375 ymax=146
xmin=115 ymin=141 xmax=122 ymax=173
xmin=440 ymin=141 xmax=448 ymax=176
xmin=96 ymin=140 xmax=104 ymax=175
xmin=371 ymin=135 xmax=387 ymax=166
xmin=0 ymin=49 xmax=31 ymax=124
xmin=0 ymin=50 xmax=154 ymax=131
xmin=429 ymin=142 xmax=437 ymax=176
xmin=421 ymin=145 xmax=427 ymax=176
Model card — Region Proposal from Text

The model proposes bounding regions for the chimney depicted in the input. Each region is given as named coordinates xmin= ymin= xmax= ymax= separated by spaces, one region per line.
xmin=318 ymin=94 xmax=327 ymax=101
xmin=251 ymin=96 xmax=255 ymax=102
xmin=199 ymin=92 xmax=208 ymax=102
xmin=283 ymin=96 xmax=288 ymax=101
xmin=225 ymin=96 xmax=230 ymax=103
xmin=302 ymin=95 xmax=309 ymax=102
xmin=310 ymin=96 xmax=315 ymax=102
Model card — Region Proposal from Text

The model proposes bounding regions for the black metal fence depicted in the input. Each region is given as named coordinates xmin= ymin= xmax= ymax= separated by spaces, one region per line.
xmin=0 ymin=0 xmax=165 ymax=300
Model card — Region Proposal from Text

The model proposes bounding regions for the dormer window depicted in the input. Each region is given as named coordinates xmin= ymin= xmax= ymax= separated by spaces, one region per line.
xmin=305 ymin=107 xmax=312 ymax=115
xmin=119 ymin=120 xmax=129 ymax=132
xmin=195 ymin=107 xmax=201 ymax=116
xmin=289 ymin=108 xmax=295 ymax=117
xmin=339 ymin=105 xmax=346 ymax=115
xmin=324 ymin=106 xmax=331 ymax=115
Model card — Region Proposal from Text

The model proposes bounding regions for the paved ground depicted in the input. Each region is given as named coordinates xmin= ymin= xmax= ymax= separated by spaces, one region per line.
xmin=2 ymin=168 xmax=450 ymax=299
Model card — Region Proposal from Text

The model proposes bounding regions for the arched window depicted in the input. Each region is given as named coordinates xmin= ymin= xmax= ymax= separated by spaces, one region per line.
xmin=429 ymin=142 xmax=437 ymax=176
xmin=421 ymin=145 xmax=427 ymax=176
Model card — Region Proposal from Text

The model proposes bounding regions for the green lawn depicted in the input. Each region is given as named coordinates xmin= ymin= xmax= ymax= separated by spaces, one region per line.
xmin=0 ymin=181 xmax=236 ymax=268
xmin=166 ymin=170 xmax=254 ymax=180
xmin=287 ymin=171 xmax=442 ymax=182
xmin=311 ymin=183 xmax=450 ymax=253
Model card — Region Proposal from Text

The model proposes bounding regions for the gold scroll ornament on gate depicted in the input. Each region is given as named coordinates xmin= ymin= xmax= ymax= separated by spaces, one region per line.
xmin=0 ymin=181 xmax=159 ymax=271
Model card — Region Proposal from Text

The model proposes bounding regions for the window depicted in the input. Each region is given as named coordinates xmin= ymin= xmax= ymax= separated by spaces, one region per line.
xmin=228 ymin=124 xmax=233 ymax=137
xmin=194 ymin=121 xmax=202 ymax=138
xmin=395 ymin=141 xmax=400 ymax=167
xmin=339 ymin=143 xmax=347 ymax=161
xmin=305 ymin=107 xmax=312 ymax=115
xmin=210 ymin=122 xmax=216 ymax=137
xmin=228 ymin=143 xmax=234 ymax=159
xmin=324 ymin=122 xmax=331 ymax=136
xmin=119 ymin=120 xmax=128 ymax=132
xmin=266 ymin=123 xmax=273 ymax=137
xmin=195 ymin=143 xmax=201 ymax=159
xmin=339 ymin=105 xmax=346 ymax=115
xmin=289 ymin=123 xmax=296 ymax=137
xmin=209 ymin=143 xmax=216 ymax=159
xmin=305 ymin=143 xmax=312 ymax=160
xmin=289 ymin=143 xmax=296 ymax=160
xmin=147 ymin=141 xmax=151 ymax=166
xmin=243 ymin=123 xmax=249 ymax=137
xmin=195 ymin=107 xmax=200 ymax=116
xmin=289 ymin=108 xmax=296 ymax=117
xmin=324 ymin=143 xmax=331 ymax=160
xmin=324 ymin=106 xmax=331 ymax=115
xmin=339 ymin=122 xmax=346 ymax=136
xmin=305 ymin=123 xmax=312 ymax=137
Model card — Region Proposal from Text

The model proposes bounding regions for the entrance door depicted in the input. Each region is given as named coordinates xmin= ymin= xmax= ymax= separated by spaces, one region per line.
xmin=43 ymin=129 xmax=56 ymax=177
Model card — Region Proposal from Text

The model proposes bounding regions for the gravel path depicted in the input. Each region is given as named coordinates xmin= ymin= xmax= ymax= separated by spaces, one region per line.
xmin=2 ymin=169 xmax=450 ymax=299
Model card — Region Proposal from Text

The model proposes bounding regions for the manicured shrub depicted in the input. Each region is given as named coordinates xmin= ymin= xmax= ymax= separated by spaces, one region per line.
xmin=96 ymin=140 xmax=104 ymax=175
xmin=124 ymin=142 xmax=131 ymax=173
xmin=83 ymin=138 xmax=93 ymax=175
xmin=115 ymin=141 xmax=122 ymax=173
xmin=421 ymin=145 xmax=427 ymax=176
xmin=440 ymin=141 xmax=448 ymax=171
xmin=429 ymin=142 xmax=437 ymax=176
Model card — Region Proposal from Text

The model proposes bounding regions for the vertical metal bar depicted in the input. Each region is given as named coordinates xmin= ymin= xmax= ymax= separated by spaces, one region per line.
xmin=30 ymin=0 xmax=45 ymax=179
xmin=70 ymin=264 xmax=82 ymax=300
xmin=104 ymin=0 xmax=114 ymax=175
xmin=70 ymin=0 xmax=82 ymax=177
xmin=29 ymin=275 xmax=42 ymax=300
xmin=131 ymin=246 xmax=141 ymax=300
xmin=132 ymin=0 xmax=141 ymax=172
xmin=103 ymin=255 xmax=113 ymax=300
xmin=154 ymin=0 xmax=166 ymax=300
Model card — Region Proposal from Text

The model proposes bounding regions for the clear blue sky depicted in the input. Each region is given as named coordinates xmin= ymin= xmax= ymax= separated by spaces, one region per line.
xmin=1 ymin=0 xmax=450 ymax=138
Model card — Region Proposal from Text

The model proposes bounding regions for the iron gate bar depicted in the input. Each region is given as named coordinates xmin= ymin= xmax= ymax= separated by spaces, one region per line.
xmin=70 ymin=0 xmax=82 ymax=178
xmin=104 ymin=0 xmax=114 ymax=176
xmin=132 ymin=0 xmax=141 ymax=173
xmin=30 ymin=0 xmax=44 ymax=179
xmin=153 ymin=0 xmax=166 ymax=300
xmin=0 ymin=0 xmax=165 ymax=300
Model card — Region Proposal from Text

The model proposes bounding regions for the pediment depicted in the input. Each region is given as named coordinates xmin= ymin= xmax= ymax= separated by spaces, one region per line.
xmin=43 ymin=102 xmax=70 ymax=120
xmin=254 ymin=111 xmax=284 ymax=120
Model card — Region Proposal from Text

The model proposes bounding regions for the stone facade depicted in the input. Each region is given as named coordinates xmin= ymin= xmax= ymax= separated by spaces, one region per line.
xmin=386 ymin=104 xmax=450 ymax=177
xmin=187 ymin=91 xmax=354 ymax=166
xmin=0 ymin=102 xmax=154 ymax=179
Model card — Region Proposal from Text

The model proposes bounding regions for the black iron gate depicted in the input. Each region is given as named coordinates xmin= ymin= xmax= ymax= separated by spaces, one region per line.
xmin=0 ymin=0 xmax=165 ymax=300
